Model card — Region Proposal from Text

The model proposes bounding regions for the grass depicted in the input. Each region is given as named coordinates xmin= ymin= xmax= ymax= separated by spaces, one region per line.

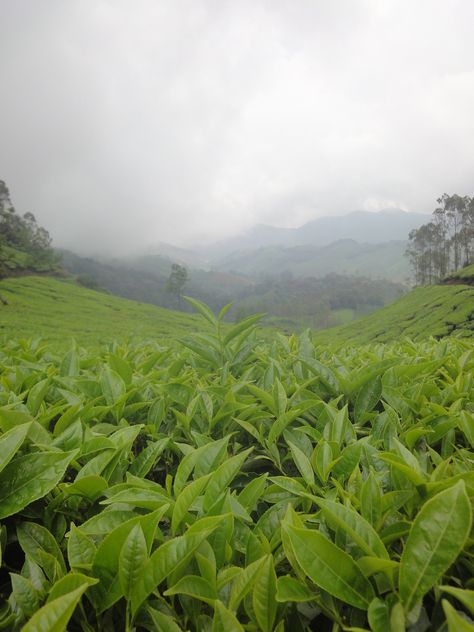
xmin=0 ymin=275 xmax=201 ymax=347
xmin=318 ymin=283 xmax=474 ymax=344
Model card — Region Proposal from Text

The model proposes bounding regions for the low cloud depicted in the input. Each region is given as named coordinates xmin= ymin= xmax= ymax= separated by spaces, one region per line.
xmin=1 ymin=0 xmax=473 ymax=253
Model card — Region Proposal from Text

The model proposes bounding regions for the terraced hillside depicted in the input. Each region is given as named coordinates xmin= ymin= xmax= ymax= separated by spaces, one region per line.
xmin=0 ymin=276 xmax=200 ymax=347
xmin=319 ymin=284 xmax=474 ymax=344
xmin=444 ymin=263 xmax=474 ymax=284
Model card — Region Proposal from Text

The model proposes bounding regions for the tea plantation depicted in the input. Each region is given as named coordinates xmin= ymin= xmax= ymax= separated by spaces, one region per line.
xmin=0 ymin=281 xmax=473 ymax=631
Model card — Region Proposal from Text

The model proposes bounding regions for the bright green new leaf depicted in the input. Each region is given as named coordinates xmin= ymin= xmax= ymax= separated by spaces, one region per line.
xmin=442 ymin=600 xmax=474 ymax=632
xmin=119 ymin=524 xmax=148 ymax=599
xmin=284 ymin=525 xmax=375 ymax=609
xmin=355 ymin=375 xmax=382 ymax=421
xmin=131 ymin=514 xmax=225 ymax=615
xmin=203 ymin=448 xmax=252 ymax=511
xmin=252 ymin=555 xmax=277 ymax=632
xmin=47 ymin=573 xmax=98 ymax=602
xmin=100 ymin=366 xmax=126 ymax=406
xmin=228 ymin=556 xmax=266 ymax=611
xmin=212 ymin=600 xmax=245 ymax=632
xmin=316 ymin=498 xmax=389 ymax=559
xmin=399 ymin=480 xmax=472 ymax=611
xmin=439 ymin=586 xmax=474 ymax=616
xmin=276 ymin=575 xmax=315 ymax=603
xmin=171 ymin=473 xmax=211 ymax=534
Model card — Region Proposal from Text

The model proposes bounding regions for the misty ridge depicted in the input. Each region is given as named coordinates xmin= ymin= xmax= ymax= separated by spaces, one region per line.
xmin=3 ymin=172 xmax=468 ymax=332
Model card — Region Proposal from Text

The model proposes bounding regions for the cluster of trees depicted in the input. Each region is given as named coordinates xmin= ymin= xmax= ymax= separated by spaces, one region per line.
xmin=233 ymin=273 xmax=405 ymax=328
xmin=0 ymin=180 xmax=58 ymax=277
xmin=406 ymin=194 xmax=474 ymax=284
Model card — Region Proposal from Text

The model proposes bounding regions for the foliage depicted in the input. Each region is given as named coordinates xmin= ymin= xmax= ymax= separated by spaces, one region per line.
xmin=0 ymin=180 xmax=58 ymax=277
xmin=406 ymin=194 xmax=474 ymax=284
xmin=166 ymin=263 xmax=189 ymax=308
xmin=0 ymin=298 xmax=472 ymax=630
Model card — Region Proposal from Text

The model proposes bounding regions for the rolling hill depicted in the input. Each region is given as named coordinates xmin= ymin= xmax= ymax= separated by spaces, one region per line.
xmin=214 ymin=239 xmax=410 ymax=281
xmin=0 ymin=276 xmax=200 ymax=347
xmin=318 ymin=283 xmax=474 ymax=344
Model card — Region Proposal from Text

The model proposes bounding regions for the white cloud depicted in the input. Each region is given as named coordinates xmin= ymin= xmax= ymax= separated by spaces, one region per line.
xmin=0 ymin=0 xmax=473 ymax=252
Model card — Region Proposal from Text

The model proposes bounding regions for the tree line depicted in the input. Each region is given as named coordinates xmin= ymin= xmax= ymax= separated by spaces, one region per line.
xmin=406 ymin=194 xmax=474 ymax=284
xmin=0 ymin=180 xmax=58 ymax=278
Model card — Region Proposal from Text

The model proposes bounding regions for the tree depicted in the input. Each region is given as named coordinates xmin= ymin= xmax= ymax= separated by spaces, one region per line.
xmin=405 ymin=193 xmax=474 ymax=284
xmin=166 ymin=263 xmax=188 ymax=308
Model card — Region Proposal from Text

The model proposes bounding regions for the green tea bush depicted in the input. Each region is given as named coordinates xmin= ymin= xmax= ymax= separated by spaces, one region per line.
xmin=0 ymin=299 xmax=472 ymax=631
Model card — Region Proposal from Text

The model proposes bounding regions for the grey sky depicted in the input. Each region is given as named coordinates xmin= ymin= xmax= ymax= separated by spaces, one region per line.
xmin=1 ymin=0 xmax=473 ymax=252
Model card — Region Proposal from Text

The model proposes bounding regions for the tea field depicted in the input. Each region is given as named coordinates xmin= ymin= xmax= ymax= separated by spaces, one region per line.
xmin=319 ymin=284 xmax=474 ymax=345
xmin=0 ymin=276 xmax=200 ymax=348
xmin=0 ymin=296 xmax=473 ymax=631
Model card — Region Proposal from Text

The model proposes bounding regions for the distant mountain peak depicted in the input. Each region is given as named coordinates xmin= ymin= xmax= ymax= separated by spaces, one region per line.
xmin=202 ymin=208 xmax=428 ymax=259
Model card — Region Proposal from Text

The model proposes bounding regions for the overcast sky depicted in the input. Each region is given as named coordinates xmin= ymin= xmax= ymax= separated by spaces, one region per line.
xmin=1 ymin=0 xmax=473 ymax=252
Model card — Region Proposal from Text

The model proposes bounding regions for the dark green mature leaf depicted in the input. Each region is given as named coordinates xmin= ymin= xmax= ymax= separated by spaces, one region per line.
xmin=21 ymin=583 xmax=90 ymax=632
xmin=0 ymin=450 xmax=77 ymax=519
xmin=316 ymin=498 xmax=389 ymax=559
xmin=165 ymin=575 xmax=217 ymax=605
xmin=17 ymin=522 xmax=67 ymax=580
xmin=399 ymin=481 xmax=472 ymax=611
xmin=284 ymin=525 xmax=375 ymax=609
xmin=10 ymin=574 xmax=39 ymax=618
xmin=0 ymin=422 xmax=31 ymax=474
xmin=67 ymin=525 xmax=96 ymax=570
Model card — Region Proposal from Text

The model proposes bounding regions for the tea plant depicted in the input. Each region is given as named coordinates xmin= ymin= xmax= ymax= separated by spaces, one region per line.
xmin=0 ymin=299 xmax=472 ymax=631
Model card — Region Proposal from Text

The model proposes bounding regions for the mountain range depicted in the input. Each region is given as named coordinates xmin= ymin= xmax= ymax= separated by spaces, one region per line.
xmin=196 ymin=209 xmax=428 ymax=259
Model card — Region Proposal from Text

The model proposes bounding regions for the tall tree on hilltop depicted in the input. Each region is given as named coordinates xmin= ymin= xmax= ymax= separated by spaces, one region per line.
xmin=166 ymin=263 xmax=188 ymax=309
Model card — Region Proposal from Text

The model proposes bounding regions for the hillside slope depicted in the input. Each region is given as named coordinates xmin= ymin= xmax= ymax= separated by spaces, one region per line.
xmin=318 ymin=284 xmax=474 ymax=344
xmin=215 ymin=239 xmax=409 ymax=281
xmin=0 ymin=276 xmax=199 ymax=347
xmin=443 ymin=263 xmax=474 ymax=284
